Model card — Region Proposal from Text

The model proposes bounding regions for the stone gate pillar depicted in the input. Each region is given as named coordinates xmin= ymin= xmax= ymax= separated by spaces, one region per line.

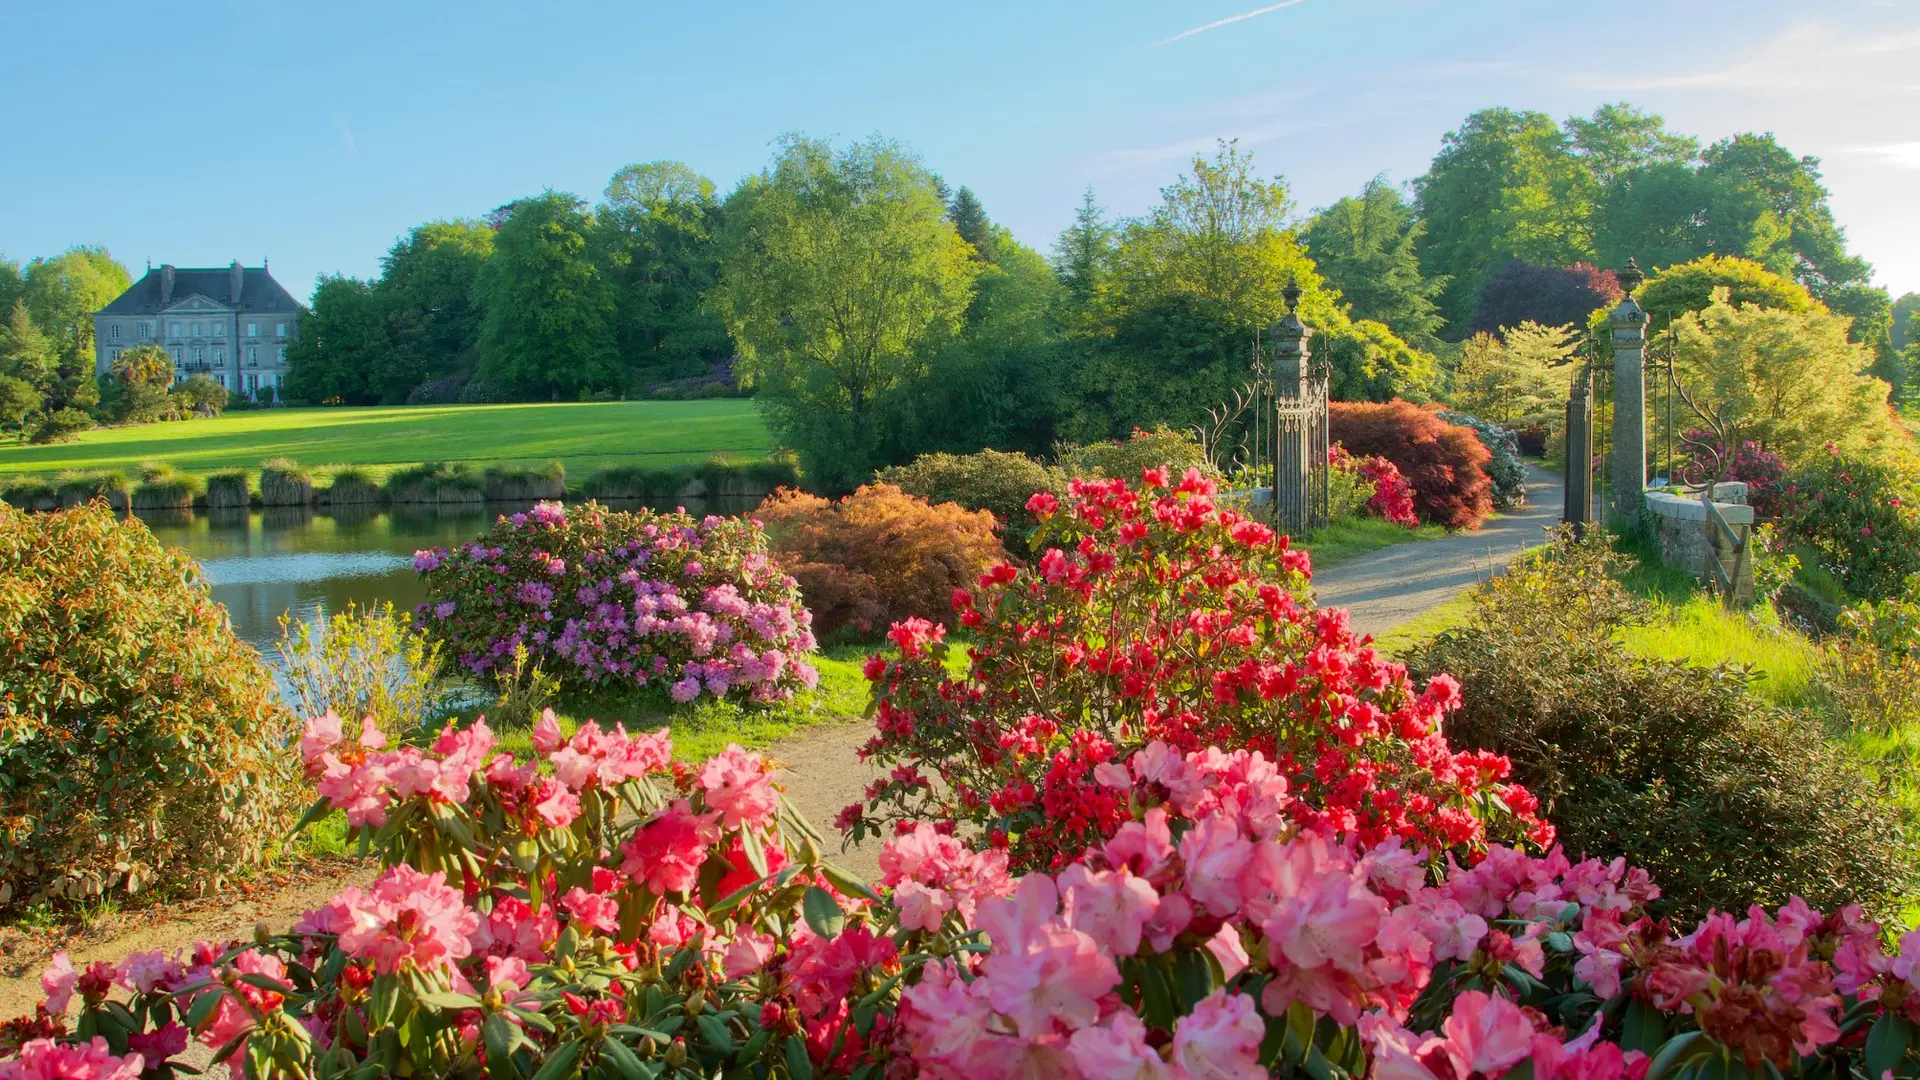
xmin=1609 ymin=259 xmax=1649 ymax=523
xmin=1269 ymin=281 xmax=1313 ymax=530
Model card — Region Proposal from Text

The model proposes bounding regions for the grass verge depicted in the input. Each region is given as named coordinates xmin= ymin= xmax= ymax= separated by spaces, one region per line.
xmin=1296 ymin=517 xmax=1447 ymax=568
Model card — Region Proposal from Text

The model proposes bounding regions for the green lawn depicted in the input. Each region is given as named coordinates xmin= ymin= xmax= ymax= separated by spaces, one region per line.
xmin=0 ymin=400 xmax=774 ymax=482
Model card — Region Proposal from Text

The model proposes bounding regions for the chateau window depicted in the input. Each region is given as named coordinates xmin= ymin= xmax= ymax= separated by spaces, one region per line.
xmin=276 ymin=345 xmax=287 ymax=364
xmin=170 ymin=347 xmax=181 ymax=362
xmin=276 ymin=323 xmax=287 ymax=338
xmin=216 ymin=373 xmax=226 ymax=388
xmin=194 ymin=346 xmax=204 ymax=363
xmin=246 ymin=322 xmax=257 ymax=337
xmin=247 ymin=346 xmax=258 ymax=365
xmin=215 ymin=349 xmax=226 ymax=365
xmin=168 ymin=322 xmax=181 ymax=339
xmin=110 ymin=325 xmax=120 ymax=340
xmin=213 ymin=323 xmax=226 ymax=338
xmin=139 ymin=322 xmax=151 ymax=339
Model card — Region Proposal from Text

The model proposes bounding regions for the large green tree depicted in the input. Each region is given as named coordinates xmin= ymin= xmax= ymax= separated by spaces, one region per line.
xmin=377 ymin=219 xmax=493 ymax=399
xmin=1051 ymin=187 xmax=1116 ymax=335
xmin=0 ymin=302 xmax=58 ymax=392
xmin=947 ymin=186 xmax=993 ymax=261
xmin=595 ymin=162 xmax=731 ymax=387
xmin=284 ymin=276 xmax=395 ymax=404
xmin=1301 ymin=176 xmax=1446 ymax=344
xmin=23 ymin=246 xmax=131 ymax=381
xmin=711 ymin=135 xmax=979 ymax=490
xmin=475 ymin=192 xmax=621 ymax=399
xmin=0 ymin=258 xmax=23 ymax=324
xmin=1414 ymin=108 xmax=1589 ymax=329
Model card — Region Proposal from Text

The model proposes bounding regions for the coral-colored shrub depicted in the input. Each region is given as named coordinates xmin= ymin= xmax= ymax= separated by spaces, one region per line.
xmin=0 ymin=502 xmax=299 ymax=909
xmin=1333 ymin=445 xmax=1420 ymax=527
xmin=1330 ymin=399 xmax=1495 ymax=529
xmin=844 ymin=470 xmax=1549 ymax=872
xmin=755 ymin=484 xmax=1006 ymax=640
xmin=413 ymin=501 xmax=817 ymax=703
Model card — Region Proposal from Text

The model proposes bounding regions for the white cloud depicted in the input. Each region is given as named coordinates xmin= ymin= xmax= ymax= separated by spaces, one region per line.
xmin=1855 ymin=142 xmax=1920 ymax=169
xmin=1147 ymin=0 xmax=1311 ymax=49
xmin=1573 ymin=19 xmax=1920 ymax=94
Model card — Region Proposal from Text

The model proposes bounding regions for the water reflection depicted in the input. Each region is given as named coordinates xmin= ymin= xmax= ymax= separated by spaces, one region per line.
xmin=137 ymin=497 xmax=757 ymax=662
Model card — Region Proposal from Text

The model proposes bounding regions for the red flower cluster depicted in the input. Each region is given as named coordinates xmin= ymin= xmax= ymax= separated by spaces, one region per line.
xmin=845 ymin=468 xmax=1549 ymax=870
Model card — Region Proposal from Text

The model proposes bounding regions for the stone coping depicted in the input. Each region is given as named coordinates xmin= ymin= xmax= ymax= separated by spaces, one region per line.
xmin=1643 ymin=488 xmax=1754 ymax=525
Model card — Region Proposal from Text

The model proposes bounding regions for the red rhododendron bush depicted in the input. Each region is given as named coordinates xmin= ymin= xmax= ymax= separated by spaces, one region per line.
xmin=13 ymin=474 xmax=1920 ymax=1080
xmin=842 ymin=468 xmax=1549 ymax=869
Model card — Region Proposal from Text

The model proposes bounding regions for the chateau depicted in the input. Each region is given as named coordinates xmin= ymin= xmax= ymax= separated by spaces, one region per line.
xmin=93 ymin=262 xmax=303 ymax=399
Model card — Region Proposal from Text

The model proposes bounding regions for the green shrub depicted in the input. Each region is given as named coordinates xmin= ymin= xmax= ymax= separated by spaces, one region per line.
xmin=1055 ymin=424 xmax=1213 ymax=481
xmin=581 ymin=464 xmax=689 ymax=501
xmin=875 ymin=449 xmax=1068 ymax=556
xmin=0 ymin=476 xmax=56 ymax=511
xmin=55 ymin=469 xmax=131 ymax=510
xmin=260 ymin=457 xmax=314 ymax=507
xmin=30 ymin=407 xmax=93 ymax=444
xmin=131 ymin=465 xmax=204 ymax=512
xmin=323 ymin=466 xmax=384 ymax=506
xmin=1404 ymin=529 xmax=1919 ymax=921
xmin=698 ymin=455 xmax=797 ymax=498
xmin=1776 ymin=447 xmax=1920 ymax=602
xmin=483 ymin=461 xmax=565 ymax=502
xmin=386 ymin=461 xmax=484 ymax=505
xmin=0 ymin=502 xmax=301 ymax=906
xmin=277 ymin=602 xmax=450 ymax=736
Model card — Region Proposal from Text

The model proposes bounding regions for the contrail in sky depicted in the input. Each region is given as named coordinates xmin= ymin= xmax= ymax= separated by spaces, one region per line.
xmin=1148 ymin=0 xmax=1312 ymax=48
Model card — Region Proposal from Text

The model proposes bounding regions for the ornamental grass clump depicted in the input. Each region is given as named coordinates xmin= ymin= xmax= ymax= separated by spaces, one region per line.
xmin=54 ymin=469 xmax=130 ymax=510
xmin=129 ymin=465 xmax=203 ymax=512
xmin=258 ymin=457 xmax=313 ymax=507
xmin=0 ymin=502 xmax=299 ymax=908
xmin=203 ymin=469 xmax=251 ymax=509
xmin=413 ymin=500 xmax=817 ymax=704
xmin=322 ymin=465 xmax=383 ymax=506
xmin=755 ymin=483 xmax=1005 ymax=641
xmin=1406 ymin=527 xmax=1919 ymax=921
xmin=845 ymin=467 xmax=1552 ymax=873
xmin=483 ymin=461 xmax=565 ymax=502
xmin=22 ymin=705 xmax=1920 ymax=1080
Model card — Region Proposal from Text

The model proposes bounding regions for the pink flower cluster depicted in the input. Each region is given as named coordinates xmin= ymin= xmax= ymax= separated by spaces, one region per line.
xmin=414 ymin=501 xmax=818 ymax=703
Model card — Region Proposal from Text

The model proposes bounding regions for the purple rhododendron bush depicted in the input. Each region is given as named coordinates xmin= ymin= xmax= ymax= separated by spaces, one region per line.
xmin=11 ymin=477 xmax=1920 ymax=1080
xmin=412 ymin=501 xmax=819 ymax=704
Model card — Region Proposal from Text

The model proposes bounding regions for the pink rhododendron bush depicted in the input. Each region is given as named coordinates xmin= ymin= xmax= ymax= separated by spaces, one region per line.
xmin=842 ymin=468 xmax=1550 ymax=871
xmin=10 ymin=712 xmax=1920 ymax=1080
xmin=412 ymin=501 xmax=818 ymax=703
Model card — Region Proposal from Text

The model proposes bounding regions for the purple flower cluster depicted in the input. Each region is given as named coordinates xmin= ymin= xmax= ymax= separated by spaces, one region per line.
xmin=414 ymin=501 xmax=817 ymax=704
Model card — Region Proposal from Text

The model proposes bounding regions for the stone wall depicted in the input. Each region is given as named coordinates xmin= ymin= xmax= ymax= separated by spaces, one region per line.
xmin=1643 ymin=483 xmax=1755 ymax=602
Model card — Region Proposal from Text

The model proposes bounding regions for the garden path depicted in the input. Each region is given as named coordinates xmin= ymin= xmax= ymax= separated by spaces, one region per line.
xmin=1309 ymin=464 xmax=1564 ymax=636
xmin=762 ymin=463 xmax=1568 ymax=883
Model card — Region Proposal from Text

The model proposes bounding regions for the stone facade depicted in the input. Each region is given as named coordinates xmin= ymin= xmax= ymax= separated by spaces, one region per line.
xmin=93 ymin=263 xmax=302 ymax=400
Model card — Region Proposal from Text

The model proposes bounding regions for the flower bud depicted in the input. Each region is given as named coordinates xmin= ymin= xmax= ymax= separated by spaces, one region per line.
xmin=664 ymin=1037 xmax=688 ymax=1069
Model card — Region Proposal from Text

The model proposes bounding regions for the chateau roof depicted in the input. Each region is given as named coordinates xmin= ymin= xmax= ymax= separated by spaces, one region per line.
xmin=97 ymin=265 xmax=303 ymax=315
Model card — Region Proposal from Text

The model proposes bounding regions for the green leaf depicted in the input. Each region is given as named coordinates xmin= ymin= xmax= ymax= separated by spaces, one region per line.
xmin=819 ymin=862 xmax=884 ymax=904
xmin=785 ymin=1033 xmax=815 ymax=1080
xmin=184 ymin=988 xmax=225 ymax=1031
xmin=696 ymin=1013 xmax=735 ymax=1056
xmin=288 ymin=796 xmax=336 ymax=838
xmin=600 ymin=1035 xmax=649 ymax=1080
xmin=483 ymin=1013 xmax=519 ymax=1080
xmin=416 ymin=990 xmax=485 ymax=1010
xmin=1643 ymin=1031 xmax=1705 ymax=1080
xmin=1172 ymin=948 xmax=1217 ymax=1009
xmin=802 ymin=885 xmax=845 ymax=939
xmin=530 ymin=1039 xmax=582 ymax=1080
xmin=1622 ymin=1000 xmax=1666 ymax=1055
xmin=1868 ymin=1015 xmax=1911 ymax=1080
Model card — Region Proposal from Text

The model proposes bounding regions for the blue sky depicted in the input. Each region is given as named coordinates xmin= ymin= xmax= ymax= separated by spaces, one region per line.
xmin=3 ymin=0 xmax=1918 ymax=301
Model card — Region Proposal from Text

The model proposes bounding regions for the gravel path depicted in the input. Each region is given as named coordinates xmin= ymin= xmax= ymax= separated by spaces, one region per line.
xmin=1310 ymin=465 xmax=1565 ymax=636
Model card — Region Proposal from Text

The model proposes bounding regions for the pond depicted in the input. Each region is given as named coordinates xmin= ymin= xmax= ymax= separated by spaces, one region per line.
xmin=137 ymin=499 xmax=760 ymax=662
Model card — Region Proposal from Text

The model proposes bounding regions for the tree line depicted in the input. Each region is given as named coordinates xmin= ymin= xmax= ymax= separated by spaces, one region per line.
xmin=19 ymin=103 xmax=1912 ymax=486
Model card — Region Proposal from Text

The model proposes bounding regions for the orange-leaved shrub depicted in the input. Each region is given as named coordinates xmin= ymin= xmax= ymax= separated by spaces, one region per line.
xmin=756 ymin=483 xmax=1005 ymax=640
xmin=0 ymin=501 xmax=300 ymax=908
xmin=1330 ymin=399 xmax=1494 ymax=529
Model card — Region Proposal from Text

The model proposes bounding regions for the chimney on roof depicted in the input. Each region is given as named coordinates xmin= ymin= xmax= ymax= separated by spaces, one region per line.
xmin=160 ymin=264 xmax=176 ymax=305
xmin=230 ymin=261 xmax=244 ymax=304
